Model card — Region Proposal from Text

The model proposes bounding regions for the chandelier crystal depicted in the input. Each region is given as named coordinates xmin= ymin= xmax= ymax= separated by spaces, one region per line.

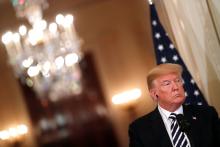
xmin=2 ymin=0 xmax=83 ymax=101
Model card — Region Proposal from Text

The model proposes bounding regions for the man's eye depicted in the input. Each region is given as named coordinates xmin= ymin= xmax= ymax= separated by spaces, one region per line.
xmin=162 ymin=81 xmax=171 ymax=86
xmin=175 ymin=79 xmax=182 ymax=83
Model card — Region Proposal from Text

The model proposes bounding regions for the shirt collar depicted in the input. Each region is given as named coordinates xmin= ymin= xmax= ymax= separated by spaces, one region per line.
xmin=158 ymin=104 xmax=183 ymax=120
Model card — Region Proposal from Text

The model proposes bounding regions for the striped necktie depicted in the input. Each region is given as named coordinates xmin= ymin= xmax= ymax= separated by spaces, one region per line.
xmin=169 ymin=113 xmax=190 ymax=147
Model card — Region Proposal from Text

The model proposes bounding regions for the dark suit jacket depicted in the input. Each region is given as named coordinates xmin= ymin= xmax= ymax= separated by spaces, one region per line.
xmin=129 ymin=105 xmax=220 ymax=147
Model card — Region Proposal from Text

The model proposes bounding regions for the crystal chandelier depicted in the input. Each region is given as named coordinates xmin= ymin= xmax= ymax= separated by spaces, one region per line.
xmin=1 ymin=0 xmax=83 ymax=101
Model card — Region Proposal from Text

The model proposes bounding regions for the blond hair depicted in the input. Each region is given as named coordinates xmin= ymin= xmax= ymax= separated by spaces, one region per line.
xmin=147 ymin=63 xmax=183 ymax=89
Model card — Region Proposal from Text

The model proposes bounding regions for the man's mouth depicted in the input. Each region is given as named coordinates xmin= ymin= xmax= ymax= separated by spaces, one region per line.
xmin=174 ymin=94 xmax=181 ymax=97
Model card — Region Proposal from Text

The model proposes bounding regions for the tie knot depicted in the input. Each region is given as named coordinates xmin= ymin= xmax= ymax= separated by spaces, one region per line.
xmin=169 ymin=113 xmax=177 ymax=120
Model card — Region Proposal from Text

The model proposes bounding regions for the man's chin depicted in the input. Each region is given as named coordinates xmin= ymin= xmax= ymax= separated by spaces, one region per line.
xmin=174 ymin=96 xmax=185 ymax=103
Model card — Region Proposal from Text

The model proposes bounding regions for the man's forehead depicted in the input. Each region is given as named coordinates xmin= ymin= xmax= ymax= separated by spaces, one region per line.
xmin=156 ymin=73 xmax=180 ymax=81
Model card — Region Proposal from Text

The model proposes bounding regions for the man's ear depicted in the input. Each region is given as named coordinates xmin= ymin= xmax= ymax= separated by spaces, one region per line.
xmin=149 ymin=88 xmax=158 ymax=101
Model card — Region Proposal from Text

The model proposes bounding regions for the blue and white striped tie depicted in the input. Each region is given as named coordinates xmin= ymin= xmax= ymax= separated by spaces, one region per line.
xmin=169 ymin=113 xmax=190 ymax=147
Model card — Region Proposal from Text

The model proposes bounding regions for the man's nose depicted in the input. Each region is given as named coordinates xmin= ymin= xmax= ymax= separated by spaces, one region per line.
xmin=172 ymin=81 xmax=180 ymax=89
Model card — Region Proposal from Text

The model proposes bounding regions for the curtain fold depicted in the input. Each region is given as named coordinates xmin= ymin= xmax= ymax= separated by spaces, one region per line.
xmin=158 ymin=0 xmax=220 ymax=108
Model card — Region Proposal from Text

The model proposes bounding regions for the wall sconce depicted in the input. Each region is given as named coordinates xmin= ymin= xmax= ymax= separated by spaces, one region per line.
xmin=148 ymin=0 xmax=153 ymax=5
xmin=0 ymin=124 xmax=28 ymax=146
xmin=112 ymin=88 xmax=142 ymax=119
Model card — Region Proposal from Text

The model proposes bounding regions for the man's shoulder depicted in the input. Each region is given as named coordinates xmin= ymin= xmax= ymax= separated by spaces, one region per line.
xmin=184 ymin=104 xmax=218 ymax=116
xmin=184 ymin=104 xmax=215 ymax=111
xmin=129 ymin=108 xmax=158 ymax=129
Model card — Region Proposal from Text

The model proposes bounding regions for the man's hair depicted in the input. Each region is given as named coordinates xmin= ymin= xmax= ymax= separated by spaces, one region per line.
xmin=147 ymin=63 xmax=183 ymax=89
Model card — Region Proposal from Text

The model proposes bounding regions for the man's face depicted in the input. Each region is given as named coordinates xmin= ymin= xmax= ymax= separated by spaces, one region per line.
xmin=150 ymin=73 xmax=186 ymax=110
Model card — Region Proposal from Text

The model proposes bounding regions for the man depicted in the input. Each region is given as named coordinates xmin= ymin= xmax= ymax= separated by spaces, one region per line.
xmin=129 ymin=63 xmax=220 ymax=147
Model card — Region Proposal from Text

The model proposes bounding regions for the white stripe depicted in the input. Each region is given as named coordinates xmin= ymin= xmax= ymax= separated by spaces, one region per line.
xmin=180 ymin=137 xmax=187 ymax=147
xmin=174 ymin=132 xmax=183 ymax=146
xmin=172 ymin=125 xmax=180 ymax=141
xmin=171 ymin=121 xmax=179 ymax=141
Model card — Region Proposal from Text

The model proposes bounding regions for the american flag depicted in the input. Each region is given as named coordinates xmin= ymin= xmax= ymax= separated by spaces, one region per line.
xmin=149 ymin=3 xmax=207 ymax=105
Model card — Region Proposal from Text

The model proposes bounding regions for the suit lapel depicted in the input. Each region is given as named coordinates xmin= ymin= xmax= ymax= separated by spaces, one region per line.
xmin=183 ymin=105 xmax=201 ymax=147
xmin=150 ymin=108 xmax=173 ymax=147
